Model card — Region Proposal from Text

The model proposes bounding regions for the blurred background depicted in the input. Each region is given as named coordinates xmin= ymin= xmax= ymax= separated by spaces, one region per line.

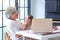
xmin=0 ymin=0 xmax=60 ymax=40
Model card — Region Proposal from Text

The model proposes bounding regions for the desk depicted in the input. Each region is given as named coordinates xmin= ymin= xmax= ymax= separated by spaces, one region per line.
xmin=16 ymin=30 xmax=60 ymax=40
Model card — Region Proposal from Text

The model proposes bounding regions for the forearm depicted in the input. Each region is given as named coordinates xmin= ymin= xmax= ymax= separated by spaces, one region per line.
xmin=23 ymin=26 xmax=30 ymax=30
xmin=15 ymin=34 xmax=21 ymax=38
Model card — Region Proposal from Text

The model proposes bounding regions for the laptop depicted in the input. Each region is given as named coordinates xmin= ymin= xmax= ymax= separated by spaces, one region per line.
xmin=31 ymin=19 xmax=53 ymax=33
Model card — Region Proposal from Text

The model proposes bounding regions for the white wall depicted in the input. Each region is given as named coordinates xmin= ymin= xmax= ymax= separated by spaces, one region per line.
xmin=31 ymin=0 xmax=45 ymax=18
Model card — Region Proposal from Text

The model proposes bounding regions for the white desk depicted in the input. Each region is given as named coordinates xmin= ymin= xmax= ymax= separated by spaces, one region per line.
xmin=16 ymin=30 xmax=60 ymax=40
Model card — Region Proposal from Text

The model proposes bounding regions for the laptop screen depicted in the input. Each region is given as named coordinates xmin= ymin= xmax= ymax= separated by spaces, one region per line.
xmin=32 ymin=19 xmax=53 ymax=33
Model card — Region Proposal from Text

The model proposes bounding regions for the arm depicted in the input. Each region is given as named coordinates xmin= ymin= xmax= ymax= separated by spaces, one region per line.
xmin=7 ymin=23 xmax=21 ymax=38
xmin=21 ymin=22 xmax=30 ymax=30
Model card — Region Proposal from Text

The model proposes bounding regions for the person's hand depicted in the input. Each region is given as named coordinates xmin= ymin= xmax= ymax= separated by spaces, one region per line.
xmin=15 ymin=34 xmax=21 ymax=38
xmin=52 ymin=26 xmax=58 ymax=30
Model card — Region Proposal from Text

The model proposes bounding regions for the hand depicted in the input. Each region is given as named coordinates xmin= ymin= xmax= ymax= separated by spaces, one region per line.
xmin=52 ymin=26 xmax=58 ymax=30
xmin=15 ymin=34 xmax=21 ymax=38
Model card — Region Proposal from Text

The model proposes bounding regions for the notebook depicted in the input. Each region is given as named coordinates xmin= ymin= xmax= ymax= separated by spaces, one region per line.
xmin=32 ymin=19 xmax=53 ymax=33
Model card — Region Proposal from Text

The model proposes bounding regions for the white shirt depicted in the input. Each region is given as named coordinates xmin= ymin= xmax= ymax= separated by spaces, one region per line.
xmin=5 ymin=19 xmax=23 ymax=40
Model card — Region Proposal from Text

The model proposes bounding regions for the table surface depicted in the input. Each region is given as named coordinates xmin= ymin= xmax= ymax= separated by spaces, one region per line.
xmin=16 ymin=30 xmax=60 ymax=40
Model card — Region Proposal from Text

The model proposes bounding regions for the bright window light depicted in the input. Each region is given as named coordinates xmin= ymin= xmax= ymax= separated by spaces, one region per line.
xmin=0 ymin=0 xmax=2 ymax=10
xmin=0 ymin=12 xmax=2 ymax=27
xmin=3 ymin=0 xmax=9 ymax=10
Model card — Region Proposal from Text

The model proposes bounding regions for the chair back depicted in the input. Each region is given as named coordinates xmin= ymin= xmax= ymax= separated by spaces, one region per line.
xmin=4 ymin=32 xmax=10 ymax=40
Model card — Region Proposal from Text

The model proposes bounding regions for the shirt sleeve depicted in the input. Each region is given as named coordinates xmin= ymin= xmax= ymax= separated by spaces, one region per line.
xmin=6 ymin=22 xmax=19 ymax=36
xmin=10 ymin=23 xmax=19 ymax=36
xmin=6 ymin=20 xmax=23 ymax=36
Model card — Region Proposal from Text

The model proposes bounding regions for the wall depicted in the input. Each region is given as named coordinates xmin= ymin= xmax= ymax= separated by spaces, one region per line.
xmin=31 ymin=0 xmax=45 ymax=18
xmin=45 ymin=0 xmax=60 ymax=19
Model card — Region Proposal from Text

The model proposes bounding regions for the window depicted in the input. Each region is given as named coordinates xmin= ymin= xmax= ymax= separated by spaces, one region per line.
xmin=0 ymin=0 xmax=2 ymax=10
xmin=0 ymin=12 xmax=2 ymax=27
xmin=0 ymin=0 xmax=30 ymax=40
xmin=18 ymin=0 xmax=29 ymax=22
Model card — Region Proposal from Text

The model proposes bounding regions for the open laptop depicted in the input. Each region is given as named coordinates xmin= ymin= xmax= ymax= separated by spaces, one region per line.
xmin=31 ymin=19 xmax=53 ymax=33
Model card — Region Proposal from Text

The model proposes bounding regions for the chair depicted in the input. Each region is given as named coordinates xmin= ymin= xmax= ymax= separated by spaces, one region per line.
xmin=4 ymin=32 xmax=10 ymax=40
